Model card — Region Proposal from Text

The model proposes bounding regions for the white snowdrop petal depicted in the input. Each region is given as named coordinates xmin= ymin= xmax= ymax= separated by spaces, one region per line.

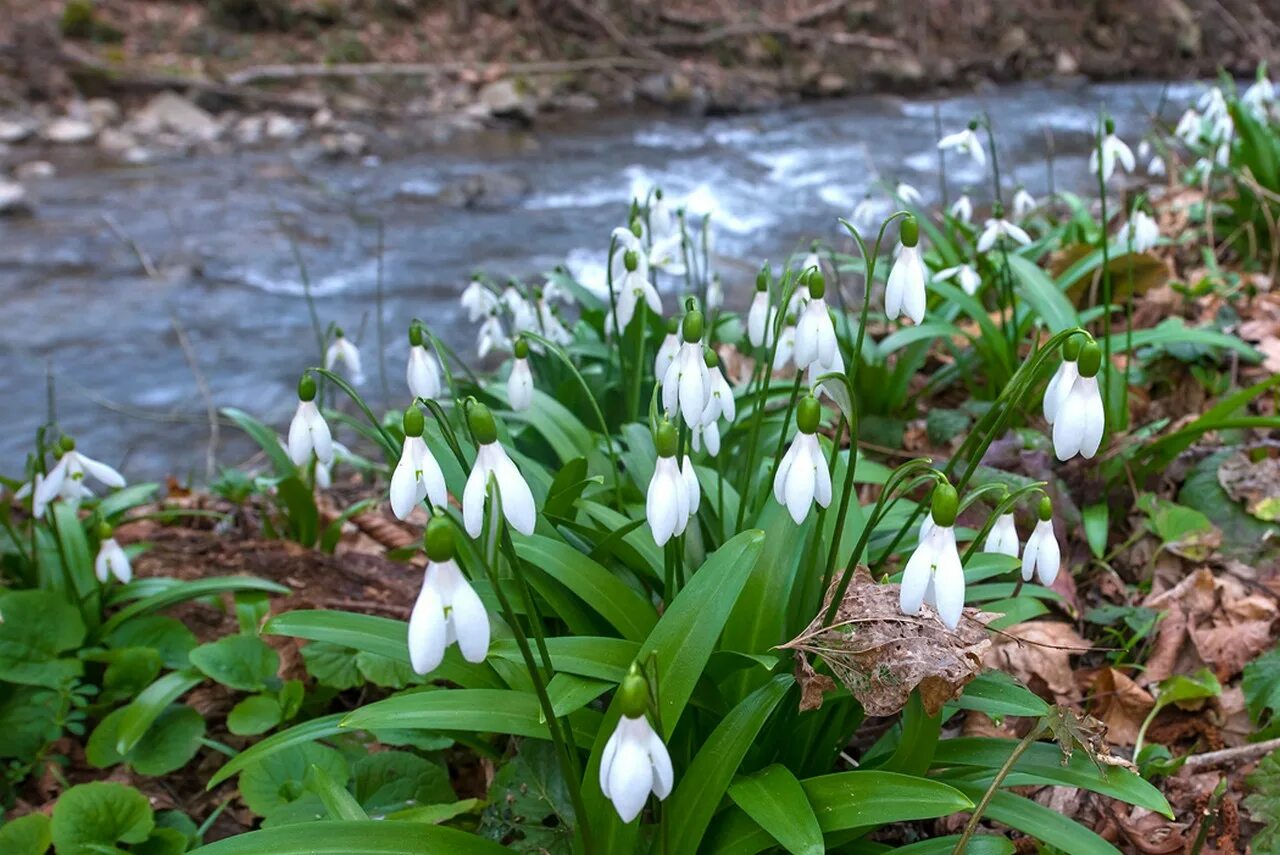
xmin=647 ymin=725 xmax=674 ymax=799
xmin=493 ymin=450 xmax=537 ymax=535
xmin=607 ymin=738 xmax=652 ymax=823
xmin=932 ymin=532 xmax=966 ymax=630
xmin=898 ymin=538 xmax=935 ymax=616
xmin=448 ymin=573 xmax=491 ymax=663
xmin=462 ymin=457 xmax=489 ymax=538
xmin=408 ymin=577 xmax=448 ymax=675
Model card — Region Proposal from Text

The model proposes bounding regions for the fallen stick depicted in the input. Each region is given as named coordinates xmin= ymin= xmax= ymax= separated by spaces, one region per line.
xmin=1181 ymin=736 xmax=1280 ymax=771
xmin=224 ymin=55 xmax=661 ymax=87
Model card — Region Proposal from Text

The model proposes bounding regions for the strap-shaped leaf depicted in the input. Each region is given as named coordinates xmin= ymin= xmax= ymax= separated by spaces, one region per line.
xmin=189 ymin=821 xmax=509 ymax=854
xmin=727 ymin=763 xmax=823 ymax=855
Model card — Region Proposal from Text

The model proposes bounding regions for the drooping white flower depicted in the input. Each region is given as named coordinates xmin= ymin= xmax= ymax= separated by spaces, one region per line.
xmin=1022 ymin=516 xmax=1060 ymax=585
xmin=1051 ymin=345 xmax=1105 ymax=461
xmin=538 ymin=302 xmax=574 ymax=346
xmin=691 ymin=420 xmax=720 ymax=456
xmin=661 ymin=314 xmax=711 ymax=429
xmin=613 ymin=251 xmax=663 ymax=330
xmin=461 ymin=279 xmax=499 ymax=322
xmin=773 ymin=324 xmax=796 ymax=372
xmin=1198 ymin=87 xmax=1231 ymax=134
xmin=409 ymin=521 xmax=490 ymax=675
xmin=806 ymin=346 xmax=845 ymax=401
xmin=463 ymin=405 xmax=537 ymax=538
xmin=773 ymin=395 xmax=831 ymax=524
xmin=406 ymin=326 xmax=442 ymax=401
xmin=390 ymin=411 xmax=447 ymax=520
xmin=937 ymin=125 xmax=986 ymax=167
xmin=655 ymin=326 xmax=680 ymax=379
xmin=287 ymin=377 xmax=334 ymax=468
xmin=899 ymin=487 xmax=965 ymax=631
xmin=599 ymin=712 xmax=673 ymax=823
xmin=1011 ymin=187 xmax=1037 ymax=220
xmin=1042 ymin=353 xmax=1079 ymax=425
xmin=706 ymin=276 xmax=724 ymax=314
xmin=502 ymin=286 xmax=537 ymax=333
xmin=1089 ymin=121 xmax=1136 ymax=183
xmin=747 ymin=288 xmax=775 ymax=349
xmin=325 ymin=330 xmax=364 ymax=385
xmin=949 ymin=194 xmax=973 ymax=223
xmin=702 ymin=359 xmax=736 ymax=425
xmin=1175 ymin=108 xmax=1202 ymax=144
xmin=976 ymin=215 xmax=1032 ymax=253
xmin=1243 ymin=75 xmax=1276 ymax=119
xmin=508 ymin=357 xmax=534 ymax=412
xmin=477 ymin=312 xmax=509 ymax=359
xmin=1122 ymin=210 xmax=1160 ymax=253
xmin=885 ymin=220 xmax=926 ymax=324
xmin=895 ymin=182 xmax=923 ymax=206
xmin=646 ymin=424 xmax=690 ymax=546
xmin=983 ymin=513 xmax=1019 ymax=558
xmin=94 ymin=536 xmax=132 ymax=584
xmin=793 ymin=276 xmax=838 ymax=372
xmin=33 ymin=444 xmax=125 ymax=518
xmin=934 ymin=264 xmax=981 ymax=296
xmin=850 ymin=194 xmax=880 ymax=231
xmin=1148 ymin=156 xmax=1167 ymax=177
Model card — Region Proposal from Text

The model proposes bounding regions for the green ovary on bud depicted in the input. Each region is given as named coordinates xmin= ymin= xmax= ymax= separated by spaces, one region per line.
xmin=931 ymin=483 xmax=959 ymax=528
xmin=334 ymin=327 xmax=345 ymax=339
xmin=408 ymin=322 xmax=424 ymax=347
xmin=1063 ymin=333 xmax=1084 ymax=361
xmin=796 ymin=395 xmax=821 ymax=434
xmin=682 ymin=310 xmax=704 ymax=343
xmin=991 ymin=201 xmax=1005 ymax=219
xmin=1104 ymin=117 xmax=1115 ymax=135
xmin=60 ymin=436 xmax=76 ymax=452
xmin=618 ymin=665 xmax=649 ymax=718
xmin=403 ymin=406 xmax=425 ymax=438
xmin=807 ymin=271 xmax=826 ymax=299
xmin=514 ymin=337 xmax=530 ymax=359
xmin=703 ymin=347 xmax=719 ymax=368
xmin=655 ymin=421 xmax=678 ymax=458
xmin=756 ymin=266 xmax=769 ymax=292
xmin=424 ymin=515 xmax=455 ymax=562
xmin=1077 ymin=342 xmax=1102 ymax=378
xmin=297 ymin=374 xmax=317 ymax=402
xmin=630 ymin=218 xmax=643 ymax=238
xmin=968 ymin=118 xmax=979 ymax=131
xmin=666 ymin=315 xmax=680 ymax=334
xmin=468 ymin=403 xmax=499 ymax=445
xmin=1038 ymin=496 xmax=1054 ymax=522
xmin=624 ymin=250 xmax=639 ymax=273
xmin=97 ymin=522 xmax=113 ymax=540
xmin=900 ymin=216 xmax=919 ymax=248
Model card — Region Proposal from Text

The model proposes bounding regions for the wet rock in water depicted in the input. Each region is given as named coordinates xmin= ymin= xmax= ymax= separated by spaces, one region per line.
xmin=0 ymin=116 xmax=37 ymax=144
xmin=14 ymin=160 xmax=55 ymax=180
xmin=0 ymin=180 xmax=32 ymax=216
xmin=130 ymin=93 xmax=221 ymax=143
xmin=478 ymin=79 xmax=535 ymax=123
xmin=85 ymin=98 xmax=122 ymax=129
xmin=265 ymin=113 xmax=305 ymax=141
xmin=42 ymin=116 xmax=97 ymax=144
xmin=413 ymin=172 xmax=530 ymax=209
xmin=320 ymin=131 xmax=367 ymax=158
xmin=233 ymin=115 xmax=265 ymax=145
xmin=98 ymin=126 xmax=137 ymax=153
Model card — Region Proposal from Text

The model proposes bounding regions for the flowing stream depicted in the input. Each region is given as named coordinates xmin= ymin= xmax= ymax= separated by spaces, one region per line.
xmin=0 ymin=78 xmax=1200 ymax=480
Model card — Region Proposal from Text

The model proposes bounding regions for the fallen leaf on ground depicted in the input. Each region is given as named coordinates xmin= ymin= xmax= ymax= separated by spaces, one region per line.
xmin=1092 ymin=668 xmax=1155 ymax=746
xmin=984 ymin=621 xmax=1090 ymax=704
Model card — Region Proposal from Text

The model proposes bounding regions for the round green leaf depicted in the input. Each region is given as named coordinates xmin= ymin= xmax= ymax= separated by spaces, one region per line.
xmin=190 ymin=634 xmax=279 ymax=692
xmin=0 ymin=813 xmax=51 ymax=855
xmin=0 ymin=590 xmax=86 ymax=687
xmin=240 ymin=743 xmax=349 ymax=817
xmin=228 ymin=695 xmax=283 ymax=736
xmin=107 ymin=615 xmax=198 ymax=670
xmin=51 ymin=782 xmax=154 ymax=855
xmin=131 ymin=705 xmax=205 ymax=775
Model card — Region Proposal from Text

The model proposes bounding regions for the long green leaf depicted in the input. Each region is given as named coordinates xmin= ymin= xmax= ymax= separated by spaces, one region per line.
xmin=948 ymin=783 xmax=1121 ymax=855
xmin=489 ymin=636 xmax=638 ymax=682
xmin=222 ymin=407 xmax=296 ymax=477
xmin=116 ymin=669 xmax=203 ymax=754
xmin=190 ymin=821 xmax=509 ymax=854
xmin=727 ymin=764 xmax=824 ymax=855
xmin=209 ymin=713 xmax=346 ymax=788
xmin=341 ymin=689 xmax=599 ymax=746
xmin=100 ymin=577 xmax=289 ymax=636
xmin=1007 ymin=254 xmax=1078 ymax=332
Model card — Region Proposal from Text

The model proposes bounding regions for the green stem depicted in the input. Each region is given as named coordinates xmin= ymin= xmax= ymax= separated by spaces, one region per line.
xmin=951 ymin=719 xmax=1047 ymax=855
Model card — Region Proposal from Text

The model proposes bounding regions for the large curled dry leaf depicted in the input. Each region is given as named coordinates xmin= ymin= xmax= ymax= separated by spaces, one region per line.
xmin=985 ymin=621 xmax=1091 ymax=704
xmin=783 ymin=567 xmax=990 ymax=716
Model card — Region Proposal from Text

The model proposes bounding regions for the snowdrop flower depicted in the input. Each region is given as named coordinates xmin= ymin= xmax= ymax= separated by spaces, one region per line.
xmin=1198 ymin=87 xmax=1230 ymax=128
xmin=463 ymin=404 xmax=537 ymax=538
xmin=977 ymin=204 xmax=1032 ymax=253
xmin=538 ymin=302 xmax=574 ymax=347
xmin=937 ymin=121 xmax=986 ymax=167
xmin=661 ymin=310 xmax=712 ymax=428
xmin=773 ymin=395 xmax=831 ymax=524
xmin=1244 ymin=73 xmax=1275 ymax=119
xmin=1088 ymin=118 xmax=1135 ymax=183
xmin=94 ymin=525 xmax=132 ymax=584
xmin=287 ymin=375 xmax=334 ymax=468
xmin=1137 ymin=139 xmax=1152 ymax=161
xmin=885 ymin=217 xmax=927 ymax=324
xmin=1148 ymin=156 xmax=1167 ymax=177
xmin=613 ymin=249 xmax=663 ymax=330
xmin=461 ymin=277 xmax=499 ymax=322
xmin=32 ymin=438 xmax=125 ymax=518
xmin=647 ymin=422 xmax=693 ymax=545
xmin=793 ymin=272 xmax=838 ymax=372
xmin=895 ymin=182 xmax=923 ymax=206
xmin=406 ymin=323 xmax=442 ymax=401
xmin=1175 ymin=108 xmax=1202 ymax=145
xmin=477 ymin=312 xmax=509 ymax=359
xmin=983 ymin=513 xmax=1019 ymax=558
xmin=746 ymin=270 xmax=776 ymax=349
xmin=655 ymin=316 xmax=680 ymax=379
xmin=706 ymin=275 xmax=724 ymax=314
xmin=701 ymin=350 xmax=736 ymax=425
xmin=390 ymin=407 xmax=447 ymax=520
xmin=773 ymin=322 xmax=796 ymax=372
xmin=899 ymin=483 xmax=965 ymax=630
xmin=1021 ymin=498 xmax=1061 ymax=585
xmin=600 ymin=666 xmax=673 ymax=823
xmin=507 ymin=339 xmax=534 ymax=412
xmin=1123 ymin=209 xmax=1160 ymax=253
xmin=850 ymin=193 xmax=879 ymax=231
xmin=935 ymin=263 xmax=981 ymax=297
xmin=648 ymin=188 xmax=676 ymax=242
xmin=502 ymin=285 xmax=537 ymax=333
xmin=1052 ymin=342 xmax=1105 ymax=461
xmin=409 ymin=517 xmax=490 ymax=675
xmin=949 ymin=194 xmax=973 ymax=223
xmin=806 ymin=345 xmax=844 ymax=402
xmin=325 ymin=328 xmax=363 ymax=385
xmin=1042 ymin=336 xmax=1081 ymax=425
xmin=1011 ymin=187 xmax=1037 ymax=220
xmin=692 ymin=420 xmax=720 ymax=456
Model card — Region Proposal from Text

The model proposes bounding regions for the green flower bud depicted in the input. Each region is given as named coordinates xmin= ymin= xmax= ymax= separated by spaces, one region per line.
xmin=931 ymin=482 xmax=959 ymax=528
xmin=796 ymin=394 xmax=821 ymax=434
xmin=1063 ymin=333 xmax=1084 ymax=362
xmin=403 ymin=406 xmax=424 ymax=438
xmin=808 ymin=271 xmax=826 ymax=300
xmin=1038 ymin=496 xmax=1054 ymax=522
xmin=682 ymin=310 xmax=704 ymax=343
xmin=666 ymin=315 xmax=680 ymax=334
xmin=97 ymin=522 xmax=113 ymax=540
xmin=514 ymin=337 xmax=530 ymax=359
xmin=655 ymin=420 xmax=678 ymax=458
xmin=1077 ymin=342 xmax=1102 ymax=378
xmin=424 ymin=515 xmax=455 ymax=562
xmin=704 ymin=347 xmax=719 ymax=368
xmin=408 ymin=322 xmax=424 ymax=347
xmin=624 ymin=250 xmax=639 ymax=273
xmin=298 ymin=374 xmax=317 ymax=402
xmin=468 ymin=403 xmax=499 ymax=445
xmin=900 ymin=216 xmax=919 ymax=248
xmin=618 ymin=665 xmax=649 ymax=718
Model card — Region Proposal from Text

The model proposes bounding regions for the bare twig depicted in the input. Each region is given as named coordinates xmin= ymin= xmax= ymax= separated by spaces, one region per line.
xmin=101 ymin=215 xmax=159 ymax=279
xmin=1182 ymin=736 xmax=1280 ymax=771
xmin=170 ymin=313 xmax=220 ymax=482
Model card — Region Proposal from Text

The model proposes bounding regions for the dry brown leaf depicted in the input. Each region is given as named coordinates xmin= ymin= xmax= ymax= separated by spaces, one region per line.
xmin=1217 ymin=451 xmax=1280 ymax=522
xmin=984 ymin=621 xmax=1090 ymax=704
xmin=783 ymin=568 xmax=990 ymax=716
xmin=1091 ymin=668 xmax=1155 ymax=746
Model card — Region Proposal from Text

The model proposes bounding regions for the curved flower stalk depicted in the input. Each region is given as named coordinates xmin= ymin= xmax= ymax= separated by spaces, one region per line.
xmin=899 ymin=482 xmax=965 ymax=630
xmin=885 ymin=216 xmax=926 ymax=324
xmin=1022 ymin=497 xmax=1061 ymax=585
xmin=463 ymin=403 xmax=536 ymax=537
xmin=647 ymin=421 xmax=694 ymax=545
xmin=949 ymin=194 xmax=973 ymax=223
xmin=406 ymin=322 xmax=442 ymax=401
xmin=938 ymin=120 xmax=986 ymax=167
xmin=324 ymin=328 xmax=364 ymax=385
xmin=983 ymin=513 xmax=1019 ymax=557
xmin=461 ymin=277 xmax=499 ymax=322
xmin=507 ymin=337 xmax=534 ymax=412
xmin=774 ymin=394 xmax=831 ymax=524
xmin=408 ymin=516 xmax=490 ymax=675
xmin=94 ymin=524 xmax=132 ymax=584
xmin=287 ymin=374 xmax=334 ymax=469
xmin=661 ymin=309 xmax=711 ymax=428
xmin=390 ymin=406 xmax=447 ymax=520
xmin=1011 ymin=187 xmax=1037 ymax=220
xmin=976 ymin=203 xmax=1032 ymax=253
xmin=1089 ymin=117 xmax=1135 ymax=183
xmin=600 ymin=665 xmax=673 ymax=823
xmin=613 ymin=248 xmax=662 ymax=330
xmin=1122 ymin=209 xmax=1160 ymax=253
xmin=746 ymin=270 xmax=776 ymax=349
xmin=1042 ymin=334 xmax=1082 ymax=424
xmin=934 ymin=263 xmax=981 ymax=297
xmin=32 ymin=437 xmax=126 ymax=518
xmin=793 ymin=272 xmax=838 ymax=372
xmin=1052 ymin=342 xmax=1105 ymax=461
xmin=655 ymin=316 xmax=680 ymax=379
